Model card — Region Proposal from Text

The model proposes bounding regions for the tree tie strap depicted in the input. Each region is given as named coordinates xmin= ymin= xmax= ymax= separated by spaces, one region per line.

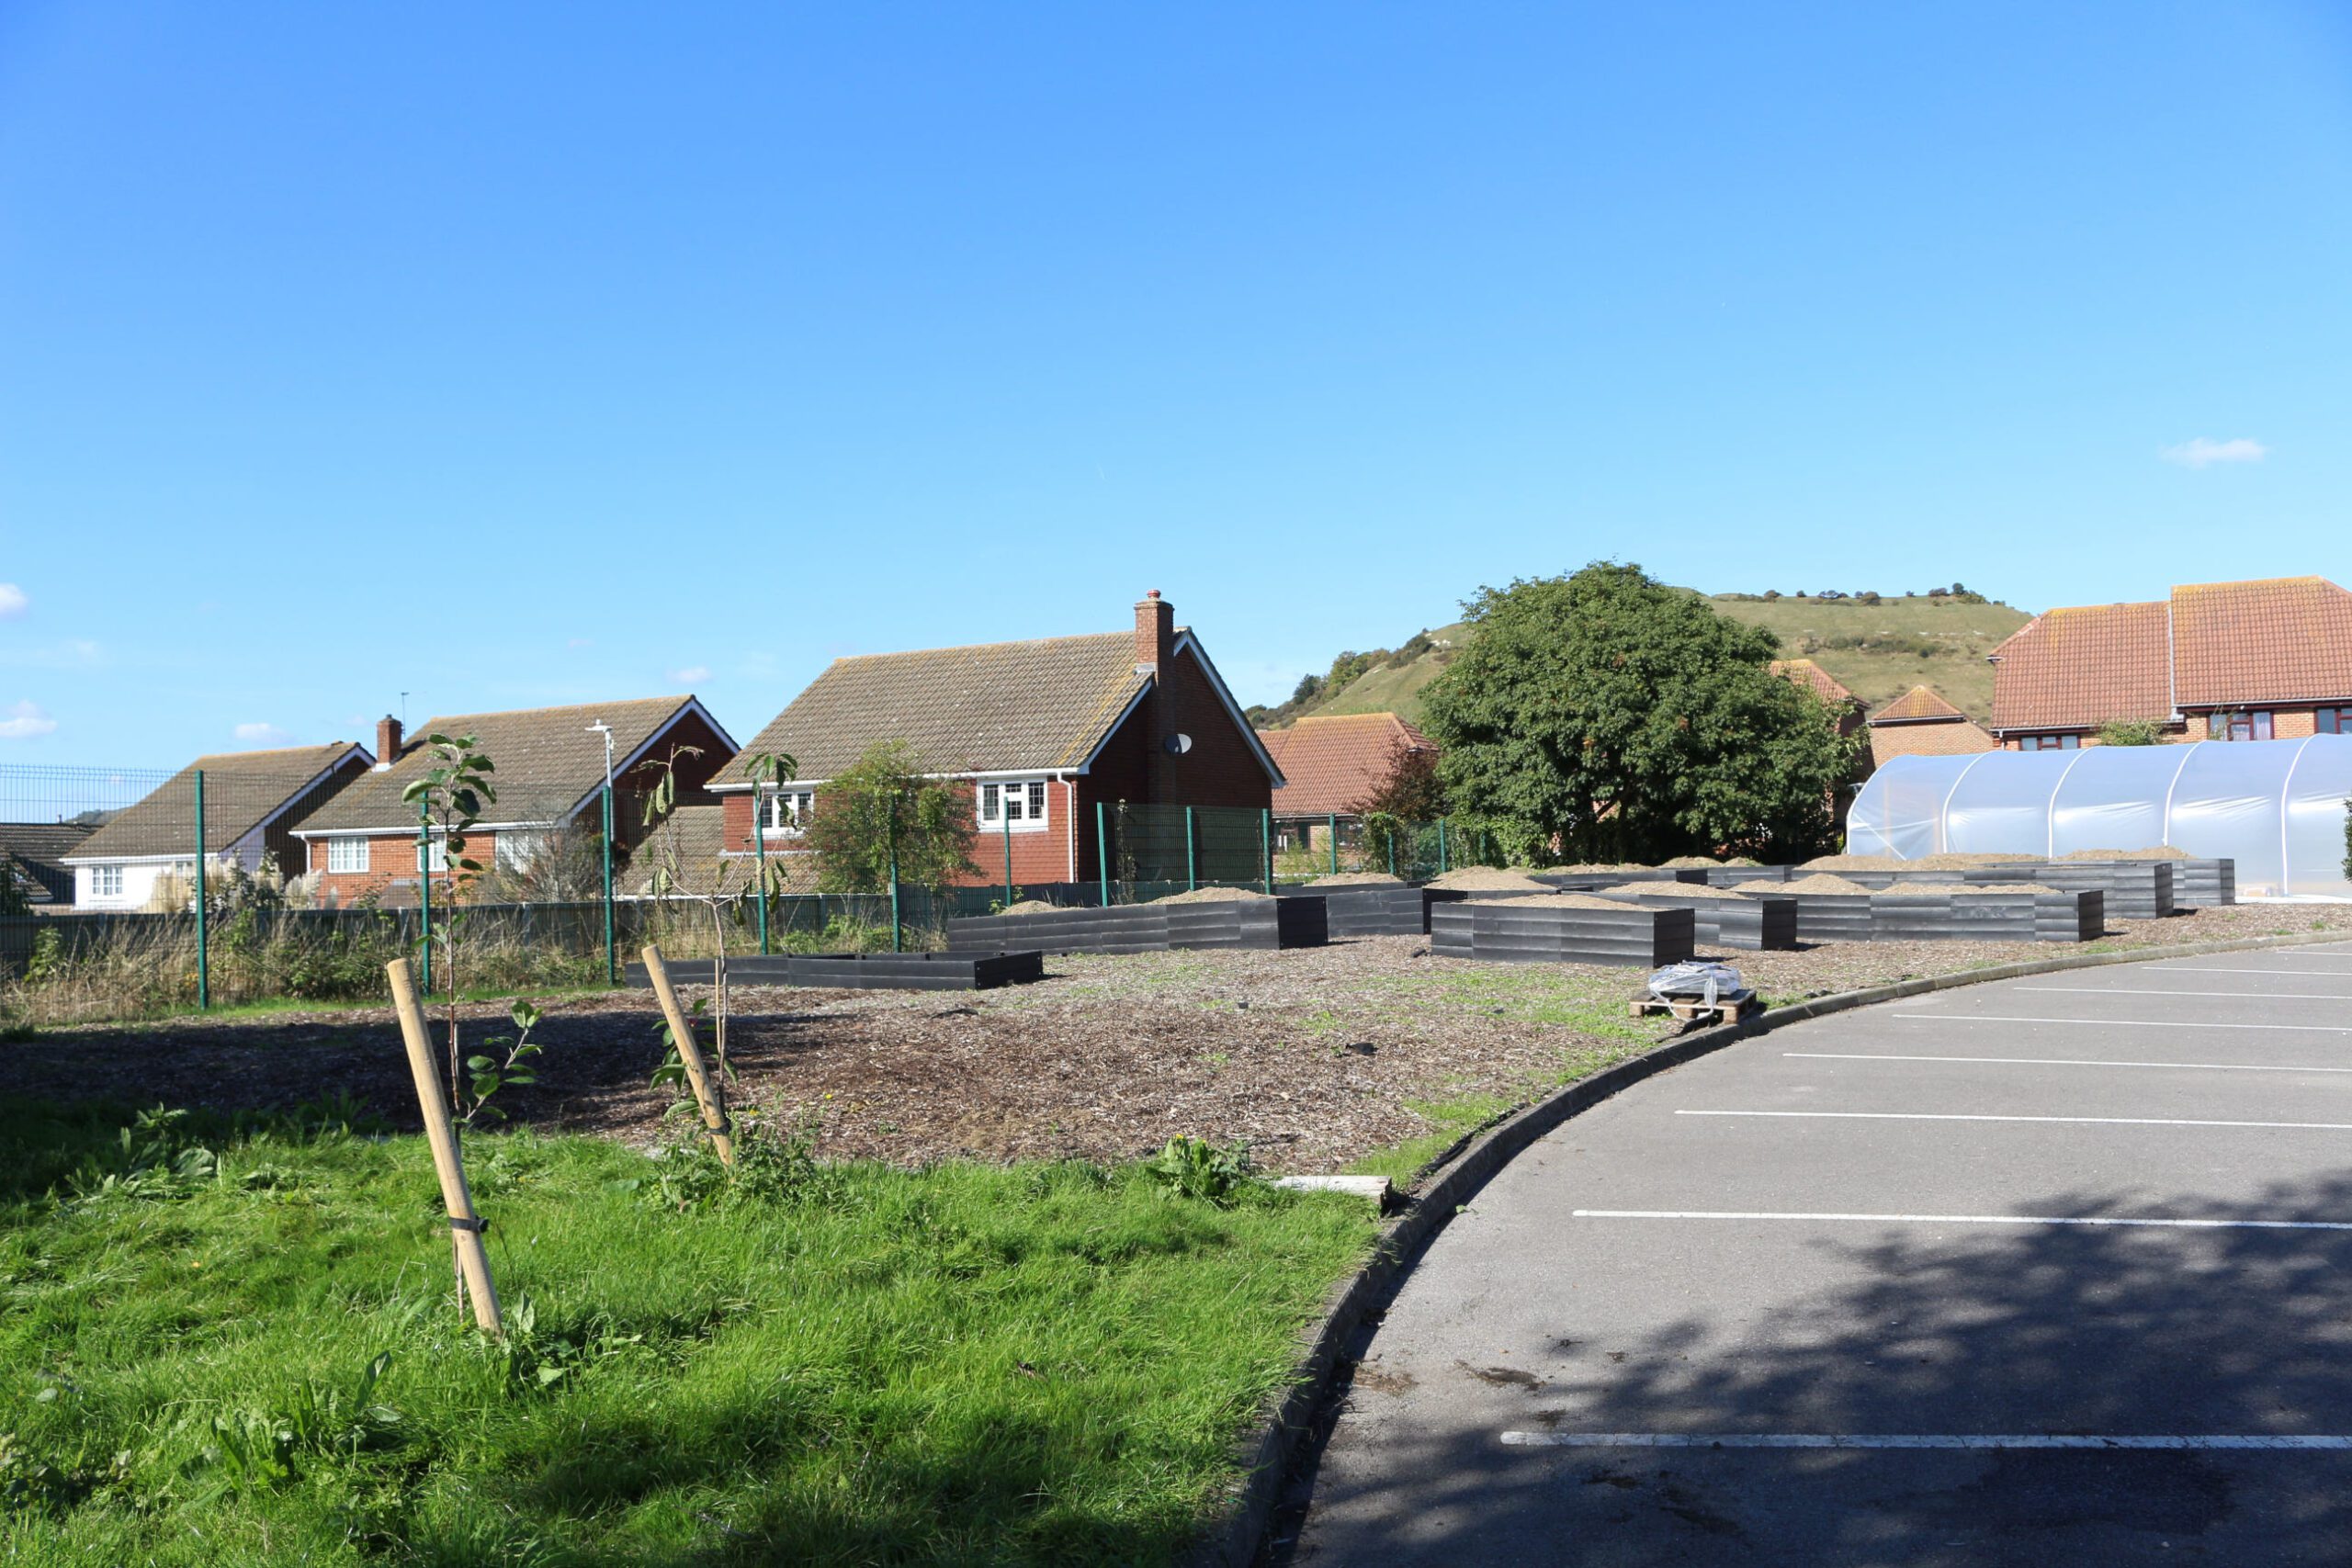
xmin=448 ymin=1215 xmax=489 ymax=1235
xmin=705 ymin=1114 xmax=734 ymax=1138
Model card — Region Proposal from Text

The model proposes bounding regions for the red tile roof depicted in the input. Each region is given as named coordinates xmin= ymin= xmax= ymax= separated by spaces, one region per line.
xmin=2170 ymin=577 xmax=2352 ymax=707
xmin=1871 ymin=684 xmax=1969 ymax=725
xmin=1770 ymin=659 xmax=1860 ymax=707
xmin=1258 ymin=713 xmax=1434 ymax=817
xmin=1989 ymin=600 xmax=2173 ymax=733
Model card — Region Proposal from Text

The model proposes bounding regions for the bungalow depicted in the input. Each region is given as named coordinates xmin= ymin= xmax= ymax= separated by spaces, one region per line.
xmin=293 ymin=696 xmax=735 ymax=904
xmin=0 ymin=821 xmax=94 ymax=908
xmin=1989 ymin=576 xmax=2352 ymax=749
xmin=59 ymin=743 xmax=374 ymax=910
xmin=1867 ymin=684 xmax=1996 ymax=766
xmin=1256 ymin=712 xmax=1436 ymax=852
xmin=710 ymin=592 xmax=1283 ymax=887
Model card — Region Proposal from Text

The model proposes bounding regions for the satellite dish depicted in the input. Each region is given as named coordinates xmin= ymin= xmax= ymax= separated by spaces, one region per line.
xmin=1163 ymin=732 xmax=1193 ymax=755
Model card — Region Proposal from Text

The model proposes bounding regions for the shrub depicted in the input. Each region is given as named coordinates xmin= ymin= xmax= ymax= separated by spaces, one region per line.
xmin=2097 ymin=719 xmax=2165 ymax=747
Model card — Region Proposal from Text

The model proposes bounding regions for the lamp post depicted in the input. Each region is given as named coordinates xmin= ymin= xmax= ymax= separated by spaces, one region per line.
xmin=587 ymin=721 xmax=615 ymax=984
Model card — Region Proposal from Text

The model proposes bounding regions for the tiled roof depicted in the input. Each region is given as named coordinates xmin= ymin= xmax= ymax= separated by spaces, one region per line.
xmin=2170 ymin=577 xmax=2352 ymax=707
xmin=1869 ymin=716 xmax=1996 ymax=767
xmin=624 ymin=804 xmax=730 ymax=896
xmin=63 ymin=744 xmax=368 ymax=862
xmin=1871 ymin=685 xmax=1969 ymax=725
xmin=0 ymin=822 xmax=91 ymax=903
xmin=717 ymin=634 xmax=1149 ymax=786
xmin=302 ymin=696 xmax=702 ymax=831
xmin=1770 ymin=659 xmax=1860 ymax=707
xmin=1258 ymin=712 xmax=1434 ymax=818
xmin=1989 ymin=600 xmax=2173 ymax=733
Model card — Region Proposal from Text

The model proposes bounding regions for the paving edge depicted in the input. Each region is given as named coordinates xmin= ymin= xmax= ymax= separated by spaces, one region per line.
xmin=1185 ymin=927 xmax=2352 ymax=1567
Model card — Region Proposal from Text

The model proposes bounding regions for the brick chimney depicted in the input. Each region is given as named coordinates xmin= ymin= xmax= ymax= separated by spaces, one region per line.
xmin=1135 ymin=590 xmax=1173 ymax=674
xmin=375 ymin=715 xmax=403 ymax=771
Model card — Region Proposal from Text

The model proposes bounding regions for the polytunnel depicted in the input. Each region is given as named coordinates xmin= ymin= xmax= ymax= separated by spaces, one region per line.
xmin=1846 ymin=737 xmax=2352 ymax=899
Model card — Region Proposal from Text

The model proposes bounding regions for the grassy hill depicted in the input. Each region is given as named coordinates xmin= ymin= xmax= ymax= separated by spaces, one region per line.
xmin=1262 ymin=592 xmax=2032 ymax=729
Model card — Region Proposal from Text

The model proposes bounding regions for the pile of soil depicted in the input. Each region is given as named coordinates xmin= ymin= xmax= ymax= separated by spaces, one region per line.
xmin=1662 ymin=855 xmax=1759 ymax=869
xmin=1001 ymin=899 xmax=1066 ymax=916
xmin=1601 ymin=882 xmax=1749 ymax=899
xmin=1428 ymin=867 xmax=1552 ymax=892
xmin=1803 ymin=853 xmax=1908 ymax=870
xmin=1549 ymin=863 xmax=1648 ymax=874
xmin=1746 ymin=874 xmax=1878 ymax=896
xmin=1308 ymin=873 xmax=1406 ymax=886
xmin=1153 ymin=886 xmax=1272 ymax=905
xmin=1951 ymin=883 xmax=2055 ymax=896
xmin=1500 ymin=892 xmax=1646 ymax=911
xmin=1914 ymin=852 xmax=2044 ymax=868
xmin=2064 ymin=846 xmax=2190 ymax=860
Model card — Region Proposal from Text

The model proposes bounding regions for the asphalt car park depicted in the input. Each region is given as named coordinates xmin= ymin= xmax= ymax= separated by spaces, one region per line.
xmin=1290 ymin=943 xmax=2352 ymax=1566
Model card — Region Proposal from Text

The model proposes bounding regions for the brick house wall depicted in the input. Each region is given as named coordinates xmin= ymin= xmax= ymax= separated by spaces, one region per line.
xmin=1998 ymin=706 xmax=2334 ymax=750
xmin=306 ymin=827 xmax=521 ymax=904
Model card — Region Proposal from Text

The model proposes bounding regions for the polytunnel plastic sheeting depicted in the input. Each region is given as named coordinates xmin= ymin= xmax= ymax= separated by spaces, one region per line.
xmin=1846 ymin=738 xmax=2352 ymax=898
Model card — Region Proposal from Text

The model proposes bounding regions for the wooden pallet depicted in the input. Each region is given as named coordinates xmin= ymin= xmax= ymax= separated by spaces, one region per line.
xmin=1629 ymin=992 xmax=1762 ymax=1025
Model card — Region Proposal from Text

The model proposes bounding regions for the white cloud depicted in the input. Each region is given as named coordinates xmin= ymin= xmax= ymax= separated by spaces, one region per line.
xmin=2162 ymin=436 xmax=2268 ymax=468
xmin=669 ymin=665 xmax=712 ymax=684
xmin=234 ymin=721 xmax=292 ymax=745
xmin=0 ymin=699 xmax=56 ymax=739
xmin=0 ymin=584 xmax=26 ymax=619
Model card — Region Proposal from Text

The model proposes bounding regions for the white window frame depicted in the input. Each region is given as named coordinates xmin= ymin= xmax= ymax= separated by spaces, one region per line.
xmin=420 ymin=836 xmax=448 ymax=874
xmin=327 ymin=837 xmax=369 ymax=874
xmin=977 ymin=777 xmax=1050 ymax=835
xmin=495 ymin=832 xmax=545 ymax=873
xmin=762 ymin=789 xmax=815 ymax=837
xmin=91 ymin=865 xmax=124 ymax=898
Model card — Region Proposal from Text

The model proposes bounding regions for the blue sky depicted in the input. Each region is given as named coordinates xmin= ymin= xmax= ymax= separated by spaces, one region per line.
xmin=3 ymin=2 xmax=2348 ymax=768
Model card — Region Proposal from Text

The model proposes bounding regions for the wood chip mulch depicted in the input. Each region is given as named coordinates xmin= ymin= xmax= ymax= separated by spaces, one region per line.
xmin=8 ymin=903 xmax=2347 ymax=1177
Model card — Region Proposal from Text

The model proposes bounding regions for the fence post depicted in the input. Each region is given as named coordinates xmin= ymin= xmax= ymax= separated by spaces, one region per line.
xmin=193 ymin=770 xmax=209 ymax=1010
xmin=1388 ymin=829 xmax=1396 ymax=878
xmin=1002 ymin=801 xmax=1013 ymax=907
xmin=417 ymin=811 xmax=433 ymax=995
xmin=1261 ymin=807 xmax=1272 ymax=895
xmin=1437 ymin=818 xmax=1449 ymax=874
xmin=1185 ymin=806 xmax=1196 ymax=892
xmin=1329 ymin=812 xmax=1339 ymax=875
xmin=601 ymin=784 xmax=616 ymax=984
xmin=754 ymin=787 xmax=770 ymax=956
xmin=1096 ymin=801 xmax=1110 ymax=908
xmin=887 ymin=804 xmax=902 ymax=953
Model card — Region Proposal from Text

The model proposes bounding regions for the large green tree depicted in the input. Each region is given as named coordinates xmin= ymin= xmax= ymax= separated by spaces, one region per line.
xmin=805 ymin=739 xmax=980 ymax=895
xmin=1420 ymin=562 xmax=1860 ymax=863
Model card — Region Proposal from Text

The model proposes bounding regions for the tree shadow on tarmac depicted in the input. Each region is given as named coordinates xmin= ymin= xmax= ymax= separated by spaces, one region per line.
xmin=1281 ymin=1175 xmax=2352 ymax=1567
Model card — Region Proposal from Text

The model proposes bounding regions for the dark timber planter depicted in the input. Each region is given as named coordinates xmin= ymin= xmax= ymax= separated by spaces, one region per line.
xmin=1599 ymin=892 xmax=1799 ymax=951
xmin=1701 ymin=865 xmax=1794 ymax=886
xmin=1297 ymin=885 xmax=1436 ymax=937
xmin=1430 ymin=899 xmax=1695 ymax=968
xmin=624 ymin=950 xmax=1046 ymax=991
xmin=944 ymin=896 xmax=1329 ymax=957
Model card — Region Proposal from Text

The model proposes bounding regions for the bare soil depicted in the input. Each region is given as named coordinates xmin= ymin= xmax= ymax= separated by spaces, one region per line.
xmin=9 ymin=902 xmax=2349 ymax=1179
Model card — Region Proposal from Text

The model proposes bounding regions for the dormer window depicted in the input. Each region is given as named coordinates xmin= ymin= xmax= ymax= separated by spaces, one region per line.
xmin=978 ymin=778 xmax=1048 ymax=833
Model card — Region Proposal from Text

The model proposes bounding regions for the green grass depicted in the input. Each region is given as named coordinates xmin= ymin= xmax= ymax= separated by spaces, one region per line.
xmin=91 ymin=981 xmax=628 ymax=1032
xmin=0 ymin=1098 xmax=1374 ymax=1565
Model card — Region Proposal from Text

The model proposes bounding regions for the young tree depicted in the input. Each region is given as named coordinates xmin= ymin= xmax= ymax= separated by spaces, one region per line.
xmin=401 ymin=733 xmax=496 ymax=1102
xmin=640 ymin=745 xmax=793 ymax=1074
xmin=803 ymin=740 xmax=979 ymax=895
xmin=1420 ymin=562 xmax=1861 ymax=863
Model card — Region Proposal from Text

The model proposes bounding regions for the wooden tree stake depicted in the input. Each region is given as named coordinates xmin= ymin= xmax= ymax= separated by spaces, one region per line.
xmin=387 ymin=956 xmax=503 ymax=1334
xmin=642 ymin=944 xmax=736 ymax=1167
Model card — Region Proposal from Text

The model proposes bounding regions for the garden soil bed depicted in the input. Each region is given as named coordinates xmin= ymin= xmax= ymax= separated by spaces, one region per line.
xmin=8 ymin=902 xmax=2348 ymax=1179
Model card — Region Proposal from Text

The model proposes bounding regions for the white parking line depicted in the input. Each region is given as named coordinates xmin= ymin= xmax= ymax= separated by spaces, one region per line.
xmin=2018 ymin=987 xmax=2351 ymax=999
xmin=1570 ymin=1209 xmax=2352 ymax=1232
xmin=1892 ymin=1012 xmax=2352 ymax=1033
xmin=1678 ymin=1111 xmax=2352 ymax=1131
xmin=1783 ymin=1051 xmax=2352 ymax=1076
xmin=2143 ymin=966 xmax=2352 ymax=977
xmin=1500 ymin=1432 xmax=2352 ymax=1451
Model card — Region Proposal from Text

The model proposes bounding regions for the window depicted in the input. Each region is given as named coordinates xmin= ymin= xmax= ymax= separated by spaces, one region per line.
xmin=419 ymin=836 xmax=448 ymax=874
xmin=2316 ymin=707 xmax=2352 ymax=735
xmin=2018 ymin=734 xmax=2080 ymax=752
xmin=763 ymin=790 xmax=814 ymax=835
xmin=327 ymin=837 xmax=368 ymax=874
xmin=495 ymin=832 xmax=546 ymax=873
xmin=92 ymin=865 xmax=123 ymax=897
xmin=2207 ymin=710 xmax=2274 ymax=742
xmin=977 ymin=778 xmax=1049 ymax=833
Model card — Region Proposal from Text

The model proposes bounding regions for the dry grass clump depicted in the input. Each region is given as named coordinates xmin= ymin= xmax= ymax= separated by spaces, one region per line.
xmin=1746 ymin=874 xmax=1878 ymax=896
xmin=1152 ymin=886 xmax=1272 ymax=905
xmin=1428 ymin=867 xmax=1551 ymax=892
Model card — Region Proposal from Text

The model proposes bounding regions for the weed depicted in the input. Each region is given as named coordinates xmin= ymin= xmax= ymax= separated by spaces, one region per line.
xmin=1141 ymin=1135 xmax=1261 ymax=1206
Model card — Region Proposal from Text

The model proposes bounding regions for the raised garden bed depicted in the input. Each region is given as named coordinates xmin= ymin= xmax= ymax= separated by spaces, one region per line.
xmin=1768 ymin=887 xmax=2104 ymax=943
xmin=1593 ymin=891 xmax=1800 ymax=951
xmin=626 ymin=951 xmax=1047 ymax=991
xmin=1430 ymin=899 xmax=1696 ymax=968
xmin=945 ymin=896 xmax=1329 ymax=957
xmin=1306 ymin=884 xmax=1443 ymax=937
